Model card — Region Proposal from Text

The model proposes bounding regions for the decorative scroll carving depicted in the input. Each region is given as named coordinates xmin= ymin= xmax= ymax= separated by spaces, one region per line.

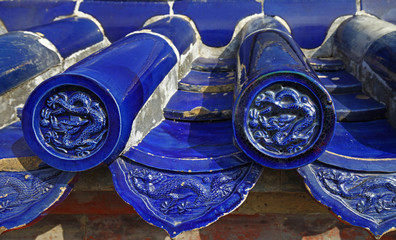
xmin=312 ymin=165 xmax=396 ymax=221
xmin=111 ymin=157 xmax=262 ymax=237
xmin=246 ymin=87 xmax=319 ymax=155
xmin=127 ymin=166 xmax=244 ymax=216
xmin=0 ymin=168 xmax=66 ymax=222
xmin=40 ymin=91 xmax=107 ymax=158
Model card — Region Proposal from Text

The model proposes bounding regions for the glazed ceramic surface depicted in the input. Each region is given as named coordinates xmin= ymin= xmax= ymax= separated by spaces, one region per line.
xmin=0 ymin=1 xmax=396 ymax=238
xmin=0 ymin=122 xmax=76 ymax=233
xmin=22 ymin=16 xmax=195 ymax=171
xmin=233 ymin=19 xmax=335 ymax=169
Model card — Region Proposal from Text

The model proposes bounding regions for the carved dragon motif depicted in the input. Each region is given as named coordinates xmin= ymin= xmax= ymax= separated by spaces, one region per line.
xmin=247 ymin=87 xmax=318 ymax=155
xmin=0 ymin=170 xmax=59 ymax=218
xmin=127 ymin=167 xmax=244 ymax=215
xmin=314 ymin=166 xmax=396 ymax=216
xmin=40 ymin=91 xmax=107 ymax=157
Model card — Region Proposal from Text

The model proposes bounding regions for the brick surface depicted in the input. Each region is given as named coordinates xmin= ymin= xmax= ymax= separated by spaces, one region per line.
xmin=2 ymin=213 xmax=396 ymax=239
xmin=0 ymin=215 xmax=85 ymax=240
xmin=51 ymin=191 xmax=136 ymax=215
xmin=2 ymin=166 xmax=396 ymax=239
xmin=85 ymin=215 xmax=168 ymax=240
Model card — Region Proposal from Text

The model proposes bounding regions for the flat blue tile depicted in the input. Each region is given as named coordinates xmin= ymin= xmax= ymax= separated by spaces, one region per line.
xmin=0 ymin=122 xmax=35 ymax=159
xmin=174 ymin=0 xmax=261 ymax=47
xmin=80 ymin=1 xmax=169 ymax=42
xmin=309 ymin=58 xmax=345 ymax=71
xmin=163 ymin=91 xmax=233 ymax=121
xmin=316 ymin=71 xmax=362 ymax=94
xmin=0 ymin=32 xmax=60 ymax=95
xmin=0 ymin=1 xmax=75 ymax=32
xmin=333 ymin=93 xmax=386 ymax=121
xmin=265 ymin=0 xmax=356 ymax=49
xmin=122 ymin=120 xmax=250 ymax=172
xmin=28 ymin=17 xmax=104 ymax=58
xmin=143 ymin=17 xmax=195 ymax=55
xmin=178 ymin=70 xmax=235 ymax=93
xmin=319 ymin=120 xmax=396 ymax=172
xmin=191 ymin=57 xmax=236 ymax=72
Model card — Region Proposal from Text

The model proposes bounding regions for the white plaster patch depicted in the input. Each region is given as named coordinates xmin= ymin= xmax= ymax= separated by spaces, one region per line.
xmin=0 ymin=19 xmax=7 ymax=35
xmin=0 ymin=65 xmax=62 ymax=130
xmin=22 ymin=31 xmax=62 ymax=62
xmin=74 ymin=0 xmax=83 ymax=14
xmin=63 ymin=38 xmax=110 ymax=70
xmin=168 ymin=1 xmax=175 ymax=16
xmin=125 ymin=30 xmax=180 ymax=63
xmin=273 ymin=16 xmax=291 ymax=34
xmin=54 ymin=13 xmax=107 ymax=37
xmin=122 ymin=40 xmax=198 ymax=151
xmin=356 ymin=0 xmax=361 ymax=12
xmin=35 ymin=224 xmax=64 ymax=240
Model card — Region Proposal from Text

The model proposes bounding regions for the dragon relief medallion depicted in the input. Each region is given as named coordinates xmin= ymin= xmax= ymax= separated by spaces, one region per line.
xmin=39 ymin=90 xmax=108 ymax=158
xmin=246 ymin=85 xmax=320 ymax=156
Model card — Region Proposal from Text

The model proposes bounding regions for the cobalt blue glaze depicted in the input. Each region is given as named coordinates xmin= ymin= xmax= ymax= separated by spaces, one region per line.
xmin=27 ymin=17 xmax=104 ymax=58
xmin=316 ymin=71 xmax=362 ymax=94
xmin=298 ymin=161 xmax=396 ymax=239
xmin=178 ymin=70 xmax=235 ymax=93
xmin=80 ymin=1 xmax=169 ymax=42
xmin=0 ymin=1 xmax=75 ymax=32
xmin=109 ymin=157 xmax=262 ymax=238
xmin=319 ymin=120 xmax=396 ymax=172
xmin=309 ymin=58 xmax=345 ymax=72
xmin=233 ymin=20 xmax=335 ymax=169
xmin=332 ymin=93 xmax=386 ymax=122
xmin=365 ymin=31 xmax=396 ymax=89
xmin=335 ymin=15 xmax=396 ymax=90
xmin=238 ymin=16 xmax=289 ymax=42
xmin=0 ymin=167 xmax=76 ymax=233
xmin=265 ymin=0 xmax=356 ymax=49
xmin=22 ymin=17 xmax=195 ymax=171
xmin=191 ymin=57 xmax=236 ymax=72
xmin=0 ymin=1 xmax=357 ymax=48
xmin=174 ymin=0 xmax=261 ymax=47
xmin=0 ymin=121 xmax=77 ymax=233
xmin=163 ymin=91 xmax=233 ymax=121
xmin=0 ymin=122 xmax=36 ymax=159
xmin=123 ymin=120 xmax=250 ymax=173
xmin=143 ymin=17 xmax=195 ymax=55
xmin=0 ymin=31 xmax=60 ymax=95
xmin=335 ymin=15 xmax=396 ymax=62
